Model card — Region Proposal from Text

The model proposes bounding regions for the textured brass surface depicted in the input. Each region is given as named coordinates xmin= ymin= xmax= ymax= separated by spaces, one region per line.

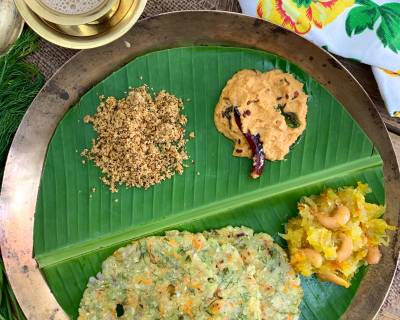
xmin=23 ymin=0 xmax=116 ymax=25
xmin=14 ymin=0 xmax=147 ymax=49
xmin=0 ymin=11 xmax=398 ymax=320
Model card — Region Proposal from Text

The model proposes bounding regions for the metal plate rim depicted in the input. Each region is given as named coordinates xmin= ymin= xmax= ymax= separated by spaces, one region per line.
xmin=0 ymin=11 xmax=399 ymax=320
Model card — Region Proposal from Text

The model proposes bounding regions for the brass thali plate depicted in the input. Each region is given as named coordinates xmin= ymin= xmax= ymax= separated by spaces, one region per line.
xmin=0 ymin=11 xmax=399 ymax=319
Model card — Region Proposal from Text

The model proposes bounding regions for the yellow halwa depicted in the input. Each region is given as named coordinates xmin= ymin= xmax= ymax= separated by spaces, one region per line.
xmin=283 ymin=182 xmax=395 ymax=288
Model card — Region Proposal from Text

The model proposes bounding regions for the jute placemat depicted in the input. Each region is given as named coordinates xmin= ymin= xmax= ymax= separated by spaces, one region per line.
xmin=25 ymin=0 xmax=399 ymax=319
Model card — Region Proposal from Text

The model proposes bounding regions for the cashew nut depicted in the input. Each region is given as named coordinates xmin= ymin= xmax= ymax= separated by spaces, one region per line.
xmin=317 ymin=272 xmax=350 ymax=288
xmin=366 ymin=246 xmax=381 ymax=265
xmin=315 ymin=205 xmax=350 ymax=230
xmin=301 ymin=248 xmax=323 ymax=268
xmin=336 ymin=233 xmax=353 ymax=262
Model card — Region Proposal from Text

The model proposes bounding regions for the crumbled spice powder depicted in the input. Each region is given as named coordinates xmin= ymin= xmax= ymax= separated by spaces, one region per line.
xmin=81 ymin=86 xmax=188 ymax=192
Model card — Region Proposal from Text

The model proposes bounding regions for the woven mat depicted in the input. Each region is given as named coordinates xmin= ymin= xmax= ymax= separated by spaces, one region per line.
xmin=25 ymin=0 xmax=399 ymax=319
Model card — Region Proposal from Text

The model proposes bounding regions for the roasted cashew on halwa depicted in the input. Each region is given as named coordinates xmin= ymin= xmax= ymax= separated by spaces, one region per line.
xmin=313 ymin=205 xmax=382 ymax=287
xmin=366 ymin=246 xmax=382 ymax=264
xmin=336 ymin=233 xmax=353 ymax=263
xmin=317 ymin=272 xmax=350 ymax=288
xmin=315 ymin=205 xmax=350 ymax=230
xmin=301 ymin=248 xmax=323 ymax=268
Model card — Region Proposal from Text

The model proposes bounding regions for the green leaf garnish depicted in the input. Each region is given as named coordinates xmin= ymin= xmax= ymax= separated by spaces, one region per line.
xmin=0 ymin=29 xmax=44 ymax=182
xmin=276 ymin=104 xmax=300 ymax=128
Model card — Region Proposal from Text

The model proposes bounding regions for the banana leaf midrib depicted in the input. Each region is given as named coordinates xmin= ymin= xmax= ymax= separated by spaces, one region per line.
xmin=36 ymin=154 xmax=382 ymax=268
xmin=33 ymin=46 xmax=385 ymax=319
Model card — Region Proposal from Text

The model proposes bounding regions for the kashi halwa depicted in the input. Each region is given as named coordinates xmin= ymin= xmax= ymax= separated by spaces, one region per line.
xmin=283 ymin=183 xmax=395 ymax=288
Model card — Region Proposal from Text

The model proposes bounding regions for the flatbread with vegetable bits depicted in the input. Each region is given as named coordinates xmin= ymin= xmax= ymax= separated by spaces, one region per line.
xmin=78 ymin=227 xmax=303 ymax=320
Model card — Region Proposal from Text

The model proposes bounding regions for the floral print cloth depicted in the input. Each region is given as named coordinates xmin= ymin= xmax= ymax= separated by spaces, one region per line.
xmin=239 ymin=0 xmax=400 ymax=116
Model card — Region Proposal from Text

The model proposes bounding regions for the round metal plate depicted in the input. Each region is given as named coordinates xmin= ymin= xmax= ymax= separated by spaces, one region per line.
xmin=0 ymin=11 xmax=399 ymax=320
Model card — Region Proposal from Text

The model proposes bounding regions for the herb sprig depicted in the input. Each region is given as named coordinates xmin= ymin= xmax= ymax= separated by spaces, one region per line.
xmin=0 ymin=29 xmax=44 ymax=182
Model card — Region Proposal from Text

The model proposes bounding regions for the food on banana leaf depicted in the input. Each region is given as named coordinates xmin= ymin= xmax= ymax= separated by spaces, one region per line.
xmin=214 ymin=69 xmax=308 ymax=178
xmin=78 ymin=226 xmax=303 ymax=320
xmin=283 ymin=183 xmax=395 ymax=288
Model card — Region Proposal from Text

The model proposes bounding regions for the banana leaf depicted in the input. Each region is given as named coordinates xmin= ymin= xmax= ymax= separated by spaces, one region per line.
xmin=34 ymin=46 xmax=384 ymax=319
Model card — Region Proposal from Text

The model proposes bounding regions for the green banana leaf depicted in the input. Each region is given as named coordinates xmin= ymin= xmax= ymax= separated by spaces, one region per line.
xmin=34 ymin=46 xmax=384 ymax=319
